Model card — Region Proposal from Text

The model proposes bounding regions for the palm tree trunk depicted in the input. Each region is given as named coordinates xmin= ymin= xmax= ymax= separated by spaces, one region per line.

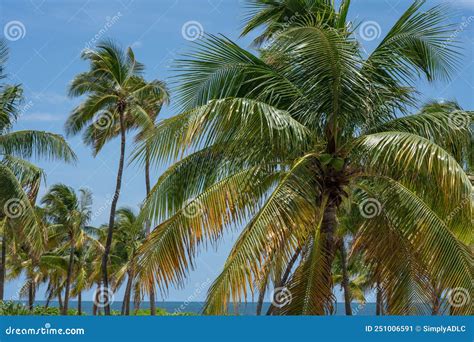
xmin=376 ymin=279 xmax=383 ymax=315
xmin=145 ymin=145 xmax=156 ymax=316
xmin=122 ymin=272 xmax=133 ymax=316
xmin=339 ymin=240 xmax=352 ymax=315
xmin=266 ymin=247 xmax=301 ymax=315
xmin=77 ymin=291 xmax=82 ymax=315
xmin=62 ymin=239 xmax=75 ymax=315
xmin=256 ymin=284 xmax=266 ymax=316
xmin=28 ymin=279 xmax=35 ymax=311
xmin=316 ymin=198 xmax=339 ymax=314
xmin=58 ymin=290 xmax=63 ymax=312
xmin=101 ymin=107 xmax=127 ymax=315
xmin=0 ymin=226 xmax=6 ymax=301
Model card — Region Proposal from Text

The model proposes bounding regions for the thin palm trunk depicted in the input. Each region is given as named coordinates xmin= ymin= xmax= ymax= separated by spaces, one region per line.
xmin=266 ymin=247 xmax=301 ymax=315
xmin=0 ymin=226 xmax=6 ymax=301
xmin=101 ymin=107 xmax=126 ymax=315
xmin=77 ymin=291 xmax=82 ymax=315
xmin=62 ymin=238 xmax=75 ymax=315
xmin=376 ymin=277 xmax=383 ymax=316
xmin=256 ymin=283 xmax=266 ymax=316
xmin=145 ymin=145 xmax=156 ymax=316
xmin=122 ymin=271 xmax=133 ymax=316
xmin=58 ymin=290 xmax=63 ymax=312
xmin=92 ymin=283 xmax=99 ymax=316
xmin=28 ymin=279 xmax=35 ymax=311
xmin=339 ymin=240 xmax=352 ymax=315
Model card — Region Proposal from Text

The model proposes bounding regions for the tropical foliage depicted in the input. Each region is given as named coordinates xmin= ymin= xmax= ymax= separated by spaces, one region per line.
xmin=134 ymin=0 xmax=473 ymax=315
xmin=0 ymin=0 xmax=472 ymax=317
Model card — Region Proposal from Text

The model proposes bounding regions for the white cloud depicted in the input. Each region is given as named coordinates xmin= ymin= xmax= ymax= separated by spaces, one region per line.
xmin=21 ymin=112 xmax=63 ymax=122
xmin=32 ymin=91 xmax=68 ymax=105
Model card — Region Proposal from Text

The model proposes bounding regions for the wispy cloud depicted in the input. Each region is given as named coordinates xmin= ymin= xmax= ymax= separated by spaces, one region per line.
xmin=32 ymin=91 xmax=68 ymax=105
xmin=22 ymin=112 xmax=63 ymax=122
xmin=442 ymin=0 xmax=474 ymax=9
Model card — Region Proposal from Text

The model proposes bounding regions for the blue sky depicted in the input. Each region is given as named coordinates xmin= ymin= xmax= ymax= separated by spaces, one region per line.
xmin=1 ymin=0 xmax=473 ymax=303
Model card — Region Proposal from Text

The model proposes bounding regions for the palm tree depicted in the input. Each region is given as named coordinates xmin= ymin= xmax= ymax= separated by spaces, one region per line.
xmin=111 ymin=207 xmax=146 ymax=315
xmin=80 ymin=76 xmax=169 ymax=315
xmin=0 ymin=39 xmax=76 ymax=300
xmin=136 ymin=0 xmax=472 ymax=315
xmin=41 ymin=184 xmax=93 ymax=315
xmin=66 ymin=41 xmax=165 ymax=315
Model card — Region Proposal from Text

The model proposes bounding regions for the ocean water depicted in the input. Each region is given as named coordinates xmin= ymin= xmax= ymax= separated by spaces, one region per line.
xmin=22 ymin=301 xmax=383 ymax=315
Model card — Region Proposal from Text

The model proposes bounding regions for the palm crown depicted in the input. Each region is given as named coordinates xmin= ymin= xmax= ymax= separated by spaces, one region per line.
xmin=135 ymin=0 xmax=473 ymax=315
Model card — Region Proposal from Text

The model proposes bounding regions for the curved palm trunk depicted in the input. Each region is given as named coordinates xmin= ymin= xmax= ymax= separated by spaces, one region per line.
xmin=339 ymin=240 xmax=352 ymax=315
xmin=0 ymin=225 xmax=6 ymax=301
xmin=145 ymin=146 xmax=156 ymax=316
xmin=62 ymin=238 xmax=75 ymax=315
xmin=266 ymin=247 xmax=301 ymax=315
xmin=101 ymin=107 xmax=127 ymax=315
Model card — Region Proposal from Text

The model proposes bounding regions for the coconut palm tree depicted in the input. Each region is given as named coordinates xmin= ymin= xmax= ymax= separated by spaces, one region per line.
xmin=110 ymin=207 xmax=146 ymax=315
xmin=65 ymin=41 xmax=165 ymax=315
xmin=80 ymin=76 xmax=169 ymax=315
xmin=135 ymin=0 xmax=473 ymax=315
xmin=41 ymin=184 xmax=93 ymax=315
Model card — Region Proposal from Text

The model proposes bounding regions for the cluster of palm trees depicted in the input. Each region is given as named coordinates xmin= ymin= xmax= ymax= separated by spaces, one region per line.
xmin=0 ymin=0 xmax=473 ymax=316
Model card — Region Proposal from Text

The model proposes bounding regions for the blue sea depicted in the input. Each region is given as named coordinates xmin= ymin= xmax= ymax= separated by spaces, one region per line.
xmin=23 ymin=301 xmax=382 ymax=315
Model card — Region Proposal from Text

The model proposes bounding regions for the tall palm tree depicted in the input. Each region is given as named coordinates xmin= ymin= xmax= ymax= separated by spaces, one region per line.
xmin=65 ymin=40 xmax=160 ymax=315
xmin=136 ymin=0 xmax=472 ymax=315
xmin=80 ymin=76 xmax=169 ymax=315
xmin=41 ymin=184 xmax=92 ymax=315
